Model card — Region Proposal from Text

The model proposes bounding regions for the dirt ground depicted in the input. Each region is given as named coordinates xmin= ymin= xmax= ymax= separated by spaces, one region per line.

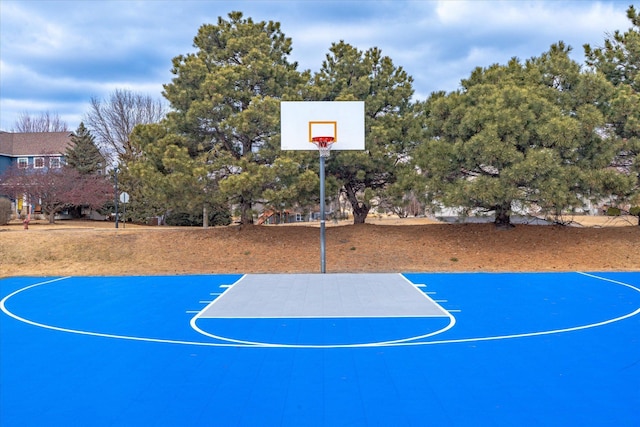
xmin=0 ymin=216 xmax=638 ymax=277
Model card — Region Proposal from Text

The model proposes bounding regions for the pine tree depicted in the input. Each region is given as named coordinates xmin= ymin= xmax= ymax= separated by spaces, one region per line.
xmin=162 ymin=12 xmax=306 ymax=224
xmin=414 ymin=44 xmax=632 ymax=228
xmin=310 ymin=42 xmax=417 ymax=223
xmin=66 ymin=122 xmax=105 ymax=175
xmin=585 ymin=5 xmax=640 ymax=223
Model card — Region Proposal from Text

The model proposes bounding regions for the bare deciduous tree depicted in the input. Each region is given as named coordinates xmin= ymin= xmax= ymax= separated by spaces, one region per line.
xmin=13 ymin=111 xmax=69 ymax=132
xmin=85 ymin=89 xmax=167 ymax=164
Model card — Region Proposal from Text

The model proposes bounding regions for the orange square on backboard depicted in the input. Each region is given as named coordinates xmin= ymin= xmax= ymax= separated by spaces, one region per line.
xmin=308 ymin=121 xmax=337 ymax=142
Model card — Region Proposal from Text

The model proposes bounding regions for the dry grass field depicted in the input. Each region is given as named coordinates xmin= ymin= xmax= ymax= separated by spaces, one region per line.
xmin=1 ymin=216 xmax=638 ymax=277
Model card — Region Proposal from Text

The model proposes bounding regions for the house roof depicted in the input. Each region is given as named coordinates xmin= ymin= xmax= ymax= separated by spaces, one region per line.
xmin=0 ymin=131 xmax=73 ymax=157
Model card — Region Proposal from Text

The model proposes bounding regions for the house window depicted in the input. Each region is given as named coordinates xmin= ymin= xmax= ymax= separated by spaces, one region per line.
xmin=17 ymin=158 xmax=28 ymax=169
xmin=34 ymin=157 xmax=45 ymax=168
xmin=50 ymin=157 xmax=61 ymax=168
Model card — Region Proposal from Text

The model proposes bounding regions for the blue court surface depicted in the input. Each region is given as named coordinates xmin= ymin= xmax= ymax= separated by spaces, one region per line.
xmin=1 ymin=272 xmax=639 ymax=426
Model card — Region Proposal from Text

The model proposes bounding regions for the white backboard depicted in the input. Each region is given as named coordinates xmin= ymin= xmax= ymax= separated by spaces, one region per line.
xmin=281 ymin=101 xmax=365 ymax=150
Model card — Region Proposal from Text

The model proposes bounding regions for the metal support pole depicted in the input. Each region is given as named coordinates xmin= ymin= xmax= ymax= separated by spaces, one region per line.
xmin=319 ymin=155 xmax=326 ymax=273
xmin=114 ymin=167 xmax=119 ymax=229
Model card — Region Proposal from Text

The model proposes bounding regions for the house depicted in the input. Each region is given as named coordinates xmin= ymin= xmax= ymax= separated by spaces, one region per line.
xmin=0 ymin=131 xmax=73 ymax=217
xmin=0 ymin=131 xmax=72 ymax=175
xmin=257 ymin=209 xmax=305 ymax=225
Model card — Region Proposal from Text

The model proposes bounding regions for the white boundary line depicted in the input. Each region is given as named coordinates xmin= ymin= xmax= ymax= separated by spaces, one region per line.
xmin=398 ymin=272 xmax=640 ymax=347
xmin=190 ymin=314 xmax=456 ymax=348
xmin=0 ymin=274 xmax=455 ymax=349
xmin=577 ymin=271 xmax=640 ymax=289
xmin=400 ymin=274 xmax=450 ymax=317
xmin=2 ymin=272 xmax=639 ymax=349
xmin=197 ymin=274 xmax=450 ymax=319
xmin=189 ymin=276 xmax=458 ymax=348
xmin=0 ymin=276 xmax=248 ymax=348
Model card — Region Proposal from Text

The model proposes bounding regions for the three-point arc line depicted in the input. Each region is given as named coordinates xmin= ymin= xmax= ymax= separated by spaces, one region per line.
xmin=1 ymin=273 xmax=639 ymax=349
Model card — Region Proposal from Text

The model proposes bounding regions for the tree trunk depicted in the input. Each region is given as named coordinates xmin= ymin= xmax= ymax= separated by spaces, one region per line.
xmin=343 ymin=183 xmax=370 ymax=224
xmin=352 ymin=204 xmax=369 ymax=224
xmin=494 ymin=202 xmax=514 ymax=229
xmin=49 ymin=211 xmax=56 ymax=224
xmin=203 ymin=205 xmax=209 ymax=229
xmin=240 ymin=198 xmax=253 ymax=225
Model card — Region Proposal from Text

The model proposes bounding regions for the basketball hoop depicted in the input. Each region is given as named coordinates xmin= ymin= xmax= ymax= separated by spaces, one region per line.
xmin=311 ymin=136 xmax=335 ymax=158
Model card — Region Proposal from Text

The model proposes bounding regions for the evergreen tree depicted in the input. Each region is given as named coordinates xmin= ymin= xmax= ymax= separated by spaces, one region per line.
xmin=125 ymin=122 xmax=231 ymax=226
xmin=310 ymin=42 xmax=418 ymax=223
xmin=66 ymin=122 xmax=105 ymax=175
xmin=585 ymin=5 xmax=640 ymax=223
xmin=414 ymin=44 xmax=632 ymax=228
xmin=162 ymin=12 xmax=307 ymax=224
xmin=584 ymin=6 xmax=640 ymax=92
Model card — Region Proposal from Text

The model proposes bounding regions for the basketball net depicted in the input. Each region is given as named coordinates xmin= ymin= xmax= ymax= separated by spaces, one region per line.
xmin=311 ymin=136 xmax=335 ymax=158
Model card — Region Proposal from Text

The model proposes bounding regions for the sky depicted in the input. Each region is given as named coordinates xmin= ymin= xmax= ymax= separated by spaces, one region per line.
xmin=0 ymin=0 xmax=635 ymax=132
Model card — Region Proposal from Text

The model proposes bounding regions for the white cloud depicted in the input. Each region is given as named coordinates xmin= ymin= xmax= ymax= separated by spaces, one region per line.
xmin=1 ymin=2 xmax=90 ymax=60
xmin=0 ymin=0 xmax=635 ymax=131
